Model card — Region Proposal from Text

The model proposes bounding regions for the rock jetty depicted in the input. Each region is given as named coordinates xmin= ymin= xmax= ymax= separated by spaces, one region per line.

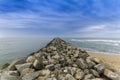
xmin=0 ymin=38 xmax=120 ymax=80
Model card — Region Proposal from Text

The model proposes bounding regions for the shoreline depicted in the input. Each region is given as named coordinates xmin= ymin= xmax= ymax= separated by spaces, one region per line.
xmin=88 ymin=51 xmax=120 ymax=70
xmin=0 ymin=38 xmax=120 ymax=80
xmin=86 ymin=50 xmax=120 ymax=55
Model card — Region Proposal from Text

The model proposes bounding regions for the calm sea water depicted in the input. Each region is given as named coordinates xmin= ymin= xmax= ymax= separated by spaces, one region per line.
xmin=0 ymin=37 xmax=120 ymax=67
xmin=0 ymin=37 xmax=52 ymax=67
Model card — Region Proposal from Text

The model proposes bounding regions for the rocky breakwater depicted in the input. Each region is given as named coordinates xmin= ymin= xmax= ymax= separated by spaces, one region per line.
xmin=0 ymin=38 xmax=120 ymax=80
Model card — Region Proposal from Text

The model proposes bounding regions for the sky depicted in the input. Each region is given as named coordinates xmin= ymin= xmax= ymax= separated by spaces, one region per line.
xmin=0 ymin=0 xmax=120 ymax=38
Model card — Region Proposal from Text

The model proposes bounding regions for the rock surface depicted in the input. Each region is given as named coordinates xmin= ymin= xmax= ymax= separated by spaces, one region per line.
xmin=104 ymin=69 xmax=120 ymax=80
xmin=0 ymin=37 xmax=120 ymax=80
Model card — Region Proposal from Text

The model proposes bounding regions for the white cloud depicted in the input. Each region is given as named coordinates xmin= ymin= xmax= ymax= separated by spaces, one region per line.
xmin=88 ymin=25 xmax=106 ymax=30
xmin=78 ymin=25 xmax=106 ymax=32
xmin=0 ymin=0 xmax=120 ymax=37
xmin=74 ymin=21 xmax=120 ymax=38
xmin=0 ymin=10 xmax=94 ymax=29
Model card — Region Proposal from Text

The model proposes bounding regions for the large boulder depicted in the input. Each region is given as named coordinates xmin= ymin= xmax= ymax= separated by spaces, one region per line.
xmin=74 ymin=69 xmax=84 ymax=79
xmin=76 ymin=58 xmax=88 ymax=69
xmin=104 ymin=69 xmax=120 ymax=80
xmin=91 ymin=78 xmax=104 ymax=80
xmin=83 ymin=74 xmax=95 ymax=79
xmin=86 ymin=57 xmax=96 ymax=68
xmin=90 ymin=69 xmax=100 ymax=77
xmin=15 ymin=63 xmax=32 ymax=73
xmin=21 ymin=68 xmax=34 ymax=75
xmin=65 ymin=74 xmax=76 ymax=80
xmin=6 ymin=59 xmax=25 ymax=71
xmin=1 ymin=75 xmax=19 ymax=80
xmin=1 ymin=71 xmax=19 ymax=80
xmin=94 ymin=63 xmax=105 ymax=74
xmin=22 ymin=71 xmax=41 ymax=80
xmin=26 ymin=56 xmax=36 ymax=63
xmin=37 ymin=76 xmax=45 ymax=80
xmin=33 ymin=59 xmax=44 ymax=70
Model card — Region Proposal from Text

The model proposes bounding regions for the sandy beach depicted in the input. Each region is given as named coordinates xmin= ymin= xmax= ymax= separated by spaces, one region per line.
xmin=88 ymin=52 xmax=120 ymax=70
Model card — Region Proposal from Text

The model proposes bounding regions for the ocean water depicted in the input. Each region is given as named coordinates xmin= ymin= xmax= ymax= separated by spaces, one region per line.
xmin=0 ymin=37 xmax=52 ymax=67
xmin=0 ymin=37 xmax=120 ymax=67
xmin=65 ymin=38 xmax=120 ymax=54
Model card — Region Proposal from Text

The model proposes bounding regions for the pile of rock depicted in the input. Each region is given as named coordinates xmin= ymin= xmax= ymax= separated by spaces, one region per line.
xmin=0 ymin=38 xmax=120 ymax=80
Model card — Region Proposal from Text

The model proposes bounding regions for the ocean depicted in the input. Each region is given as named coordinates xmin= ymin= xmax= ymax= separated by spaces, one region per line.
xmin=0 ymin=37 xmax=120 ymax=68
xmin=0 ymin=37 xmax=52 ymax=67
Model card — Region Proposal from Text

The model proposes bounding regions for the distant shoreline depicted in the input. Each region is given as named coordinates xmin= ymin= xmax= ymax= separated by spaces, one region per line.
xmin=87 ymin=50 xmax=120 ymax=55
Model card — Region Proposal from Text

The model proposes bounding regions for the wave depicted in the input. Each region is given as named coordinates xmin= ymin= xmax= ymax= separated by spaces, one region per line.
xmin=69 ymin=38 xmax=120 ymax=54
xmin=71 ymin=39 xmax=120 ymax=43
xmin=70 ymin=39 xmax=120 ymax=46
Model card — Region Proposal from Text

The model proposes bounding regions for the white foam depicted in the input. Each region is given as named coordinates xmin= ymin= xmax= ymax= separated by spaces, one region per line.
xmin=70 ymin=39 xmax=120 ymax=47
xmin=71 ymin=39 xmax=120 ymax=43
xmin=113 ymin=43 xmax=119 ymax=46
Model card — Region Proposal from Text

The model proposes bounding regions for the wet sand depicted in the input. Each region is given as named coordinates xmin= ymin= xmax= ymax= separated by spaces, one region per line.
xmin=88 ymin=52 xmax=120 ymax=70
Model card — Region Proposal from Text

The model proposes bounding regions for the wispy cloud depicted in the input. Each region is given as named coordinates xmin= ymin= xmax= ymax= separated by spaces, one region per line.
xmin=0 ymin=0 xmax=120 ymax=37
xmin=79 ymin=25 xmax=106 ymax=32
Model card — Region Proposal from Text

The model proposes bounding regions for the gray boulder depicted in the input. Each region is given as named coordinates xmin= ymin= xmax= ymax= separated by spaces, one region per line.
xmin=7 ymin=71 xmax=19 ymax=76
xmin=7 ymin=59 xmax=25 ymax=71
xmin=46 ymin=77 xmax=57 ymax=80
xmin=1 ymin=71 xmax=19 ymax=80
xmin=94 ymin=63 xmax=105 ymax=74
xmin=26 ymin=56 xmax=36 ymax=63
xmin=76 ymin=58 xmax=88 ymax=69
xmin=22 ymin=71 xmax=41 ymax=80
xmin=86 ymin=57 xmax=96 ymax=68
xmin=91 ymin=78 xmax=104 ymax=80
xmin=1 ymin=75 xmax=19 ymax=80
xmin=21 ymin=68 xmax=34 ymax=75
xmin=65 ymin=74 xmax=76 ymax=80
xmin=104 ymin=69 xmax=120 ymax=80
xmin=67 ymin=67 xmax=76 ymax=76
xmin=74 ymin=69 xmax=85 ymax=79
xmin=33 ymin=59 xmax=44 ymax=70
xmin=84 ymin=74 xmax=95 ymax=79
xmin=15 ymin=63 xmax=32 ymax=73
xmin=91 ymin=57 xmax=101 ymax=64
xmin=90 ymin=69 xmax=100 ymax=77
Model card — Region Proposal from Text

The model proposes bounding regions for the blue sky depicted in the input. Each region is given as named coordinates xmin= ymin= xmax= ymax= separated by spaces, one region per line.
xmin=0 ymin=0 xmax=120 ymax=37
